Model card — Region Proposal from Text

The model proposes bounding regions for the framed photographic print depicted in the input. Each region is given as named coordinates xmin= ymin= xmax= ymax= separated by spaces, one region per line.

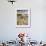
xmin=16 ymin=8 xmax=31 ymax=28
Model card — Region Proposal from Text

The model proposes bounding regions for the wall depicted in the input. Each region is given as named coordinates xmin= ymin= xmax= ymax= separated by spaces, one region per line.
xmin=0 ymin=0 xmax=46 ymax=42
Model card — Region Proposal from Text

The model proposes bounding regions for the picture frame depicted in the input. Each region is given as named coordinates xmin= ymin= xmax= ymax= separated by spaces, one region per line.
xmin=16 ymin=8 xmax=31 ymax=28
